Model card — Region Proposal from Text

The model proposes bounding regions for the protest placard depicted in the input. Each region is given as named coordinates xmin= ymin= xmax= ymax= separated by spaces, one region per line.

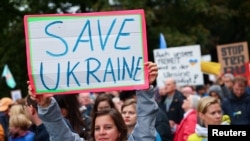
xmin=217 ymin=42 xmax=249 ymax=75
xmin=24 ymin=9 xmax=148 ymax=95
xmin=153 ymin=45 xmax=204 ymax=87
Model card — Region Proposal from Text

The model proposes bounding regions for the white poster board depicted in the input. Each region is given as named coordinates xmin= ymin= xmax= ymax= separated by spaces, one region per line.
xmin=153 ymin=45 xmax=204 ymax=87
xmin=24 ymin=10 xmax=149 ymax=95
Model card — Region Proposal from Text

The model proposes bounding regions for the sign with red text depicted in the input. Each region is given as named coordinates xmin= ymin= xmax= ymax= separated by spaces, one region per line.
xmin=217 ymin=42 xmax=249 ymax=75
xmin=153 ymin=45 xmax=204 ymax=87
xmin=24 ymin=9 xmax=148 ymax=95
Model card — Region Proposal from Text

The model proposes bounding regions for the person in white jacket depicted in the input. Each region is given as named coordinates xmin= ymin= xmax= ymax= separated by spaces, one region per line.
xmin=28 ymin=61 xmax=159 ymax=141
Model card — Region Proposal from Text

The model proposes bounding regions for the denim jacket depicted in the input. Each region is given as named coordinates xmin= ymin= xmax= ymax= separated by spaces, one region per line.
xmin=38 ymin=88 xmax=158 ymax=141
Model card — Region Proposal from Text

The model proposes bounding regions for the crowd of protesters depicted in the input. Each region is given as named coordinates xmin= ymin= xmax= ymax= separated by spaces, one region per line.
xmin=0 ymin=61 xmax=250 ymax=141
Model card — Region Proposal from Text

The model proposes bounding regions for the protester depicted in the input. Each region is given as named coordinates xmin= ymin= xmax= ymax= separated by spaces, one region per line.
xmin=171 ymin=95 xmax=200 ymax=141
xmin=91 ymin=93 xmax=116 ymax=117
xmin=158 ymin=77 xmax=185 ymax=125
xmin=8 ymin=104 xmax=27 ymax=116
xmin=207 ymin=84 xmax=223 ymax=101
xmin=0 ymin=97 xmax=14 ymax=140
xmin=120 ymin=90 xmax=172 ymax=141
xmin=9 ymin=114 xmax=35 ymax=141
xmin=195 ymin=85 xmax=208 ymax=97
xmin=90 ymin=108 xmax=127 ymax=141
xmin=28 ymin=61 xmax=158 ymax=141
xmin=25 ymin=95 xmax=50 ymax=141
xmin=53 ymin=94 xmax=89 ymax=139
xmin=78 ymin=92 xmax=94 ymax=117
xmin=121 ymin=98 xmax=162 ymax=141
xmin=187 ymin=96 xmax=222 ymax=141
xmin=217 ymin=73 xmax=234 ymax=98
xmin=180 ymin=85 xmax=195 ymax=98
xmin=222 ymin=75 xmax=250 ymax=125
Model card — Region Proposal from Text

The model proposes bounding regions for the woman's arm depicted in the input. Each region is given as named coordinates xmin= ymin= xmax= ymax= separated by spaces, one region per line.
xmin=129 ymin=62 xmax=159 ymax=141
xmin=27 ymin=82 xmax=84 ymax=141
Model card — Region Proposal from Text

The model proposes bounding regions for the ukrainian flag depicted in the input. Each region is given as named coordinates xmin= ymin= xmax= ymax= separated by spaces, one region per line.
xmin=1 ymin=64 xmax=16 ymax=88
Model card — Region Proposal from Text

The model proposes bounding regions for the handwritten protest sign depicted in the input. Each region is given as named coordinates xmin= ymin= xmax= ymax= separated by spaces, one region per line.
xmin=217 ymin=42 xmax=249 ymax=75
xmin=24 ymin=10 xmax=148 ymax=95
xmin=153 ymin=45 xmax=204 ymax=87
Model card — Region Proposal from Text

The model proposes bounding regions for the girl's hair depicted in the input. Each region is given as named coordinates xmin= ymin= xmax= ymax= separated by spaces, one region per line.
xmin=9 ymin=104 xmax=27 ymax=116
xmin=90 ymin=108 xmax=128 ymax=141
xmin=91 ymin=93 xmax=116 ymax=116
xmin=121 ymin=98 xmax=137 ymax=112
xmin=53 ymin=94 xmax=88 ymax=139
xmin=9 ymin=114 xmax=32 ymax=130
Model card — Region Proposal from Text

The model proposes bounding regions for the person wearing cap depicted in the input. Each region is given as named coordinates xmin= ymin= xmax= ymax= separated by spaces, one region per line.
xmin=0 ymin=97 xmax=14 ymax=141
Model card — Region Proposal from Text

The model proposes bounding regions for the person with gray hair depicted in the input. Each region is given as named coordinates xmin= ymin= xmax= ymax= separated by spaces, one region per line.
xmin=170 ymin=95 xmax=200 ymax=141
xmin=221 ymin=73 xmax=234 ymax=98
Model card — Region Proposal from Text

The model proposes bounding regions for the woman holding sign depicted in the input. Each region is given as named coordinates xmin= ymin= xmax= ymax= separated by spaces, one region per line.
xmin=27 ymin=61 xmax=158 ymax=141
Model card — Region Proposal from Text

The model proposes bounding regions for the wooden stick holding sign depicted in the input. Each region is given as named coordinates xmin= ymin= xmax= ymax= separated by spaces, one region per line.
xmin=24 ymin=9 xmax=148 ymax=95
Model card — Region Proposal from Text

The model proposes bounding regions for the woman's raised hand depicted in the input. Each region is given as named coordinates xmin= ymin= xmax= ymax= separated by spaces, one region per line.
xmin=27 ymin=81 xmax=53 ymax=108
xmin=145 ymin=61 xmax=158 ymax=85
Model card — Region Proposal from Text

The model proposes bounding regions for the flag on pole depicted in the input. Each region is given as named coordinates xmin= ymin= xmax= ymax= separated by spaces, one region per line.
xmin=1 ymin=64 xmax=16 ymax=88
xmin=159 ymin=33 xmax=167 ymax=49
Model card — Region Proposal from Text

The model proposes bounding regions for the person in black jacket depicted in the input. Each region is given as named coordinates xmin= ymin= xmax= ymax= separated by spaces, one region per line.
xmin=222 ymin=75 xmax=250 ymax=125
xmin=25 ymin=95 xmax=50 ymax=141
xmin=158 ymin=78 xmax=185 ymax=126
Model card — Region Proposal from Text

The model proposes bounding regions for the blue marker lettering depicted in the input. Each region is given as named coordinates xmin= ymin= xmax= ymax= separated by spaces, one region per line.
xmin=103 ymin=58 xmax=116 ymax=83
xmin=67 ymin=61 xmax=80 ymax=87
xmin=45 ymin=21 xmax=68 ymax=57
xmin=98 ymin=19 xmax=116 ymax=51
xmin=86 ymin=58 xmax=101 ymax=85
xmin=40 ymin=62 xmax=60 ymax=90
xmin=122 ymin=56 xmax=135 ymax=80
xmin=117 ymin=57 xmax=120 ymax=81
xmin=133 ymin=57 xmax=143 ymax=81
xmin=115 ymin=18 xmax=134 ymax=50
xmin=73 ymin=20 xmax=94 ymax=52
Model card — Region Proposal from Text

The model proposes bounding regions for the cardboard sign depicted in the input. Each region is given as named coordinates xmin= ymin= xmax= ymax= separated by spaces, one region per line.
xmin=153 ymin=45 xmax=204 ymax=87
xmin=24 ymin=9 xmax=148 ymax=95
xmin=217 ymin=42 xmax=249 ymax=75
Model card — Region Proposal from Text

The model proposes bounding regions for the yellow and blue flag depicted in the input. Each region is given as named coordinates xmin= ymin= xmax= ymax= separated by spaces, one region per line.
xmin=1 ymin=64 xmax=16 ymax=88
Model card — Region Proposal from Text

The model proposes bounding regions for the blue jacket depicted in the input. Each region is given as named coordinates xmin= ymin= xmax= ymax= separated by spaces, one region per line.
xmin=38 ymin=88 xmax=158 ymax=141
xmin=222 ymin=92 xmax=250 ymax=125
xmin=9 ymin=131 xmax=35 ymax=141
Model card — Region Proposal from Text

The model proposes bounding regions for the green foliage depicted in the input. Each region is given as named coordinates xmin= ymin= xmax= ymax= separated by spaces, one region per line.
xmin=1 ymin=0 xmax=250 ymax=97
